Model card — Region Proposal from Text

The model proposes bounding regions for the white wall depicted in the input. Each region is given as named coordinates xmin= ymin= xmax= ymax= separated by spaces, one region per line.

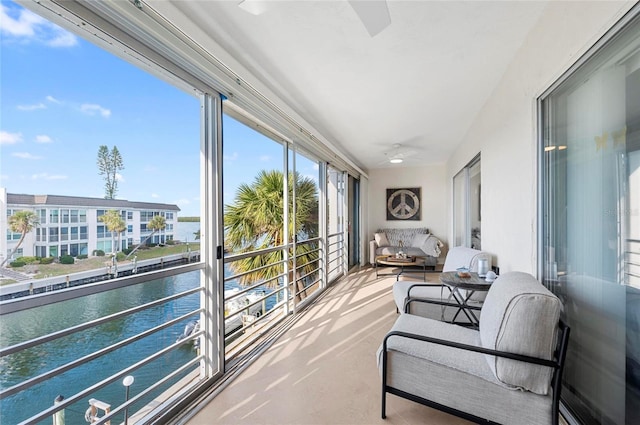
xmin=367 ymin=164 xmax=447 ymax=256
xmin=446 ymin=1 xmax=635 ymax=274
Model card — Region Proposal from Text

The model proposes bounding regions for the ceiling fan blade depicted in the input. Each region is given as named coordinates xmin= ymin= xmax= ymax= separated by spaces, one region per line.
xmin=238 ymin=0 xmax=272 ymax=16
xmin=348 ymin=0 xmax=391 ymax=37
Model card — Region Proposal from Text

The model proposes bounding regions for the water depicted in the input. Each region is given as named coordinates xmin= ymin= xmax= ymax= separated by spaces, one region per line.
xmin=0 ymin=272 xmax=201 ymax=425
xmin=174 ymin=221 xmax=200 ymax=243
xmin=0 ymin=258 xmax=278 ymax=424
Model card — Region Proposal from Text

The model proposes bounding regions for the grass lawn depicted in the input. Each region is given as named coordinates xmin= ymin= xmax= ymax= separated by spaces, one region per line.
xmin=1 ymin=243 xmax=201 ymax=284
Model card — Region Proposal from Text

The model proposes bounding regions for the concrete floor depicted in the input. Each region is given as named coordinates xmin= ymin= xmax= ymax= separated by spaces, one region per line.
xmin=183 ymin=267 xmax=471 ymax=425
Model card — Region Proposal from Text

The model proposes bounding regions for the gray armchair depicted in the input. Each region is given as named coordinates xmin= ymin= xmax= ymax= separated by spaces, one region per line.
xmin=378 ymin=272 xmax=570 ymax=425
xmin=392 ymin=246 xmax=491 ymax=319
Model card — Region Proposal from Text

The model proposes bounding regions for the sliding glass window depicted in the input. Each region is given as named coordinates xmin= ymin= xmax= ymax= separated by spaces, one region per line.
xmin=540 ymin=8 xmax=640 ymax=424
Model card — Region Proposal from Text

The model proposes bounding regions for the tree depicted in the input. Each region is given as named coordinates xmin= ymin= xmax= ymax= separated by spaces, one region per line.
xmin=224 ymin=170 xmax=319 ymax=299
xmin=99 ymin=210 xmax=126 ymax=253
xmin=97 ymin=145 xmax=124 ymax=199
xmin=125 ymin=215 xmax=166 ymax=259
xmin=2 ymin=211 xmax=38 ymax=267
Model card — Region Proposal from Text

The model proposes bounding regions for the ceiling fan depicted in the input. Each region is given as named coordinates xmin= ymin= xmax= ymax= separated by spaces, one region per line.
xmin=238 ymin=0 xmax=391 ymax=37
xmin=381 ymin=143 xmax=423 ymax=165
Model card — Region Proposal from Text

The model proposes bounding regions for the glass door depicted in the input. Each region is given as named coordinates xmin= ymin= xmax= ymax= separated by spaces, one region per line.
xmin=453 ymin=155 xmax=481 ymax=249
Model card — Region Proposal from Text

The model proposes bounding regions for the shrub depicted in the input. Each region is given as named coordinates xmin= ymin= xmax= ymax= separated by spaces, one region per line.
xmin=59 ymin=255 xmax=74 ymax=265
xmin=40 ymin=257 xmax=55 ymax=264
xmin=147 ymin=243 xmax=157 ymax=248
xmin=10 ymin=261 xmax=26 ymax=268
xmin=166 ymin=239 xmax=175 ymax=245
xmin=16 ymin=256 xmax=39 ymax=265
xmin=116 ymin=252 xmax=127 ymax=261
xmin=76 ymin=254 xmax=88 ymax=260
xmin=93 ymin=249 xmax=105 ymax=257
xmin=122 ymin=247 xmax=133 ymax=255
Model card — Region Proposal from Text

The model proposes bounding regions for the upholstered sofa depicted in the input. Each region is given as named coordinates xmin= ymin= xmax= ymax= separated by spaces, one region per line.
xmin=369 ymin=227 xmax=443 ymax=267
xmin=377 ymin=271 xmax=570 ymax=425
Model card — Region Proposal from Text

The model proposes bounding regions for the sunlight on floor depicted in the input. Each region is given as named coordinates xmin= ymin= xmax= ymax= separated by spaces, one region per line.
xmin=183 ymin=267 xmax=471 ymax=425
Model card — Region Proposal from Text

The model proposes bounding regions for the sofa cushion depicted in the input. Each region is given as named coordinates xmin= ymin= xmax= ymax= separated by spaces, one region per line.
xmin=479 ymin=272 xmax=562 ymax=395
xmin=376 ymin=227 xmax=428 ymax=247
xmin=374 ymin=232 xmax=390 ymax=247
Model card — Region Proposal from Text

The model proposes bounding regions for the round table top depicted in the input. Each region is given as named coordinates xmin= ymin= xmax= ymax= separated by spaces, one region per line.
xmin=439 ymin=271 xmax=493 ymax=291
xmin=376 ymin=255 xmax=425 ymax=266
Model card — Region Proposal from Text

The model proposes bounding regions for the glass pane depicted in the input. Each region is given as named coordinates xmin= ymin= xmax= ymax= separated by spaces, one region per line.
xmin=453 ymin=170 xmax=466 ymax=247
xmin=541 ymin=13 xmax=640 ymax=424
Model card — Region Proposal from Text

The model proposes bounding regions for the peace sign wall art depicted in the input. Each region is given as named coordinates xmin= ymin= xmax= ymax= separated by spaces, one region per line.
xmin=386 ymin=187 xmax=421 ymax=221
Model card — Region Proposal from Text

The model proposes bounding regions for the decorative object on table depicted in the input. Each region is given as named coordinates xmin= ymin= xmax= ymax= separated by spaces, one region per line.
xmin=485 ymin=270 xmax=497 ymax=282
xmin=456 ymin=267 xmax=471 ymax=278
xmin=386 ymin=187 xmax=421 ymax=220
xmin=477 ymin=257 xmax=489 ymax=277
xmin=395 ymin=240 xmax=406 ymax=259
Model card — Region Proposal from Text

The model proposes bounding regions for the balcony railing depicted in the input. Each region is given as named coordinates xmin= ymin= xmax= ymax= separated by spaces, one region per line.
xmin=0 ymin=235 xmax=346 ymax=424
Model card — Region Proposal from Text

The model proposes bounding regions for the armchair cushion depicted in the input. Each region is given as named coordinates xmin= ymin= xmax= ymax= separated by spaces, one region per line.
xmin=479 ymin=272 xmax=562 ymax=395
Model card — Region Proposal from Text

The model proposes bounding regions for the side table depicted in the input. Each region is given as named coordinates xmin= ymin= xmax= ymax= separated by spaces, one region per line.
xmin=439 ymin=271 xmax=493 ymax=327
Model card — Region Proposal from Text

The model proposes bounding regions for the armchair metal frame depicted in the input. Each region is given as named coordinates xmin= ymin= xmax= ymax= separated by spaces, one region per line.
xmin=381 ymin=319 xmax=570 ymax=425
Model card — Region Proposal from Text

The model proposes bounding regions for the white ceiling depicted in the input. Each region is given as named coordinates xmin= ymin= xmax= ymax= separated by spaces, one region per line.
xmin=149 ymin=0 xmax=549 ymax=171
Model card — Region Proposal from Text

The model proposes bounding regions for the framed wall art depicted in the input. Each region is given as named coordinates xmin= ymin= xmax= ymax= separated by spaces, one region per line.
xmin=386 ymin=187 xmax=421 ymax=221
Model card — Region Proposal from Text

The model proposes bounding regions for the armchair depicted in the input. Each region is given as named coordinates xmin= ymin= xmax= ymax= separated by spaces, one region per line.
xmin=392 ymin=246 xmax=491 ymax=318
xmin=378 ymin=272 xmax=570 ymax=425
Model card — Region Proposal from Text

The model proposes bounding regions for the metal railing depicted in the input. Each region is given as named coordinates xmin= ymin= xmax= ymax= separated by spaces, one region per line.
xmin=1 ymin=233 xmax=346 ymax=424
xmin=0 ymin=264 xmax=205 ymax=425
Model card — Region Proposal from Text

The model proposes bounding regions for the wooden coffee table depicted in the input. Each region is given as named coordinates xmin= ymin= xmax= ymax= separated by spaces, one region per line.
xmin=375 ymin=255 xmax=427 ymax=280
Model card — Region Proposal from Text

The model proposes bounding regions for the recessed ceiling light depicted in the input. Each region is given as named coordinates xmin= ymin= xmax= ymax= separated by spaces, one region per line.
xmin=389 ymin=158 xmax=403 ymax=164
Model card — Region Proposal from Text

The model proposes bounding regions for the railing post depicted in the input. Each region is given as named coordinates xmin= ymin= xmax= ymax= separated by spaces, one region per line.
xmin=52 ymin=395 xmax=64 ymax=425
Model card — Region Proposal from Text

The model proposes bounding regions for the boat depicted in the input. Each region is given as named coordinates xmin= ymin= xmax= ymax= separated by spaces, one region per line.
xmin=177 ymin=288 xmax=264 ymax=343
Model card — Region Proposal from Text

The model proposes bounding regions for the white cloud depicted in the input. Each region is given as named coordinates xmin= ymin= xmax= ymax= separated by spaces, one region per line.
xmin=223 ymin=152 xmax=238 ymax=161
xmin=31 ymin=172 xmax=67 ymax=180
xmin=35 ymin=135 xmax=53 ymax=143
xmin=259 ymin=155 xmax=271 ymax=162
xmin=115 ymin=173 xmax=124 ymax=182
xmin=13 ymin=152 xmax=43 ymax=160
xmin=175 ymin=198 xmax=191 ymax=206
xmin=313 ymin=164 xmax=319 ymax=170
xmin=47 ymin=29 xmax=77 ymax=47
xmin=0 ymin=4 xmax=78 ymax=47
xmin=151 ymin=193 xmax=159 ymax=198
xmin=46 ymin=95 xmax=62 ymax=104
xmin=0 ymin=131 xmax=23 ymax=145
xmin=17 ymin=103 xmax=46 ymax=111
xmin=80 ymin=103 xmax=111 ymax=118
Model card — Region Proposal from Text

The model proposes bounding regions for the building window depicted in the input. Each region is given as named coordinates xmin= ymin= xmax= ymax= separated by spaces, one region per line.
xmin=540 ymin=11 xmax=640 ymax=425
xmin=60 ymin=244 xmax=68 ymax=257
xmin=127 ymin=211 xmax=133 ymax=220
xmin=61 ymin=227 xmax=69 ymax=241
xmin=70 ymin=227 xmax=78 ymax=241
xmin=37 ymin=209 xmax=46 ymax=225
xmin=70 ymin=209 xmax=78 ymax=223
xmin=127 ymin=225 xmax=133 ymax=233
xmin=48 ymin=227 xmax=59 ymax=242
xmin=79 ymin=226 xmax=88 ymax=240
xmin=97 ymin=225 xmax=106 ymax=239
xmin=49 ymin=209 xmax=59 ymax=224
xmin=79 ymin=210 xmax=87 ymax=223
xmin=61 ymin=209 xmax=70 ymax=224
xmin=165 ymin=212 xmax=174 ymax=220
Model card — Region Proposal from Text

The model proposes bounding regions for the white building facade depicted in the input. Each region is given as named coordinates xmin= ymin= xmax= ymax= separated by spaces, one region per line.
xmin=2 ymin=191 xmax=179 ymax=263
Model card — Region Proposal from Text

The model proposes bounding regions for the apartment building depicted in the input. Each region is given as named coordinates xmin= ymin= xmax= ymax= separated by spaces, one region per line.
xmin=1 ymin=189 xmax=179 ymax=263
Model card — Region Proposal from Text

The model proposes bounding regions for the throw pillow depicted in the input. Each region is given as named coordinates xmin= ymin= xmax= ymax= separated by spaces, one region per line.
xmin=411 ymin=233 xmax=430 ymax=250
xmin=374 ymin=232 xmax=390 ymax=247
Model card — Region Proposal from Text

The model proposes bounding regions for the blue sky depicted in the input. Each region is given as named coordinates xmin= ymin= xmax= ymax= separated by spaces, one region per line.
xmin=0 ymin=1 xmax=318 ymax=217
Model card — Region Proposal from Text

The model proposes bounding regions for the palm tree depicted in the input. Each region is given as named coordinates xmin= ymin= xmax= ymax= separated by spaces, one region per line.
xmin=125 ymin=215 xmax=166 ymax=259
xmin=99 ymin=210 xmax=126 ymax=254
xmin=2 ymin=211 xmax=38 ymax=267
xmin=224 ymin=170 xmax=319 ymax=300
